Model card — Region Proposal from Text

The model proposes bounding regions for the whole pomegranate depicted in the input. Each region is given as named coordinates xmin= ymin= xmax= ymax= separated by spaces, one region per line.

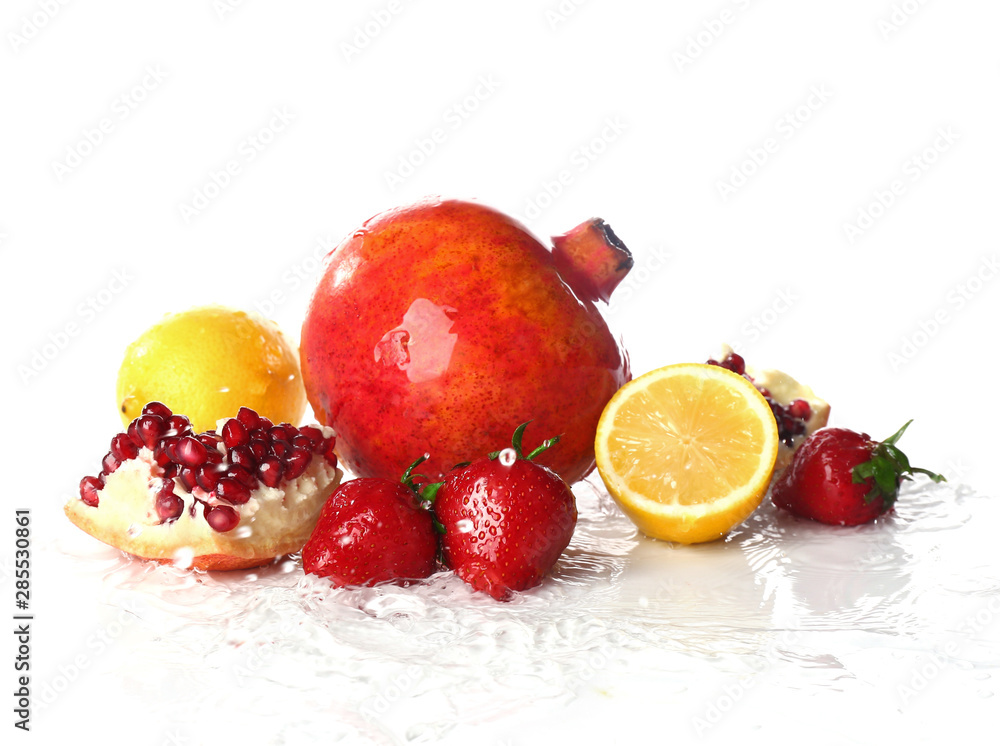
xmin=300 ymin=198 xmax=632 ymax=484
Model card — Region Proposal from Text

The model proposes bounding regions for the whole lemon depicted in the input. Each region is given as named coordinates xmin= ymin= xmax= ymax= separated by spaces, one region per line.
xmin=116 ymin=305 xmax=307 ymax=432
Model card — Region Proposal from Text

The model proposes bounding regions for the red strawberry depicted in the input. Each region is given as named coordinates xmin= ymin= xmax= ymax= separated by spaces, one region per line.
xmin=302 ymin=456 xmax=438 ymax=586
xmin=431 ymin=423 xmax=578 ymax=601
xmin=771 ymin=421 xmax=945 ymax=526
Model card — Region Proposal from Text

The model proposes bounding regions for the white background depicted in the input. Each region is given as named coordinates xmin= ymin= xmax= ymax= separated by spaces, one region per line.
xmin=2 ymin=1 xmax=998 ymax=744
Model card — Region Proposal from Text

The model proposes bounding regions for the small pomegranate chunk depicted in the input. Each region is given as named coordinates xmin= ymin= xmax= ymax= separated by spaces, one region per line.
xmin=78 ymin=405 xmax=337 ymax=537
xmin=707 ymin=352 xmax=814 ymax=448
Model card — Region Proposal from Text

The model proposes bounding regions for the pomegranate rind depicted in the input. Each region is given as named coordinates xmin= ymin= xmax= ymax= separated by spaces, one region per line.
xmin=65 ymin=436 xmax=342 ymax=571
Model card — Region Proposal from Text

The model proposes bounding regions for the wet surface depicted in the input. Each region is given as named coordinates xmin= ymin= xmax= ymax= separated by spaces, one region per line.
xmin=52 ymin=476 xmax=999 ymax=744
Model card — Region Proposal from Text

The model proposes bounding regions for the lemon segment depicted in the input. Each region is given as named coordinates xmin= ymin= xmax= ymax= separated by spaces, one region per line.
xmin=116 ymin=305 xmax=307 ymax=432
xmin=595 ymin=363 xmax=778 ymax=544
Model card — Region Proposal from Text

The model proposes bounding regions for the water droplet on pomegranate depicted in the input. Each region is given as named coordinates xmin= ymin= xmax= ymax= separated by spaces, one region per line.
xmin=498 ymin=448 xmax=517 ymax=467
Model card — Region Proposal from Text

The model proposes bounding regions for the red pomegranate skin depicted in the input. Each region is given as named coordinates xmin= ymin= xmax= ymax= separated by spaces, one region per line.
xmin=300 ymin=199 xmax=630 ymax=484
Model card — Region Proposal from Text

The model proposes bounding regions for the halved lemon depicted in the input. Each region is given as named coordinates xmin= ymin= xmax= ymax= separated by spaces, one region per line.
xmin=595 ymin=363 xmax=779 ymax=544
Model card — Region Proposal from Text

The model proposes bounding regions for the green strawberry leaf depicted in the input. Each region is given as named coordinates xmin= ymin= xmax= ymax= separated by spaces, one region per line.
xmin=851 ymin=420 xmax=946 ymax=508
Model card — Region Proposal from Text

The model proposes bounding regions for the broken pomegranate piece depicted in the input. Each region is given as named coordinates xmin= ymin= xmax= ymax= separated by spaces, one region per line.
xmin=67 ymin=402 xmax=342 ymax=571
xmin=707 ymin=346 xmax=830 ymax=472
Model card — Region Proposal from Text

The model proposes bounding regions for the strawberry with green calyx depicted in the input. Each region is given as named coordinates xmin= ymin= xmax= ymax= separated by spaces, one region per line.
xmin=302 ymin=454 xmax=439 ymax=587
xmin=430 ymin=422 xmax=578 ymax=601
xmin=771 ymin=420 xmax=946 ymax=526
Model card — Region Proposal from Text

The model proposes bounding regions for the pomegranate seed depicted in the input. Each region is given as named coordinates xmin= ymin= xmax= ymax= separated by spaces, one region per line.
xmin=153 ymin=442 xmax=172 ymax=467
xmin=110 ymin=433 xmax=139 ymax=462
xmin=142 ymin=401 xmax=173 ymax=418
xmin=258 ymin=456 xmax=284 ymax=488
xmin=270 ymin=439 xmax=290 ymax=459
xmin=283 ymin=447 xmax=312 ymax=480
xmin=221 ymin=419 xmax=249 ymax=449
xmin=758 ymin=387 xmax=771 ymax=399
xmin=236 ymin=407 xmax=261 ymax=431
xmin=204 ymin=449 xmax=223 ymax=465
xmin=175 ymin=436 xmax=208 ymax=467
xmin=269 ymin=424 xmax=294 ymax=442
xmin=227 ymin=464 xmax=258 ymax=490
xmin=256 ymin=416 xmax=274 ymax=433
xmin=216 ymin=478 xmax=251 ymax=505
xmin=155 ymin=487 xmax=184 ymax=522
xmin=322 ymin=438 xmax=338 ymax=468
xmin=164 ymin=414 xmax=192 ymax=436
xmin=79 ymin=476 xmax=103 ymax=506
xmin=298 ymin=426 xmax=325 ymax=450
xmin=229 ymin=446 xmax=256 ymax=470
xmin=162 ymin=463 xmax=180 ymax=480
xmin=178 ymin=467 xmax=198 ymax=492
xmin=101 ymin=451 xmax=122 ymax=476
xmin=204 ymin=504 xmax=240 ymax=532
xmin=160 ymin=436 xmax=181 ymax=463
xmin=291 ymin=434 xmax=313 ymax=450
xmin=135 ymin=414 xmax=165 ymax=449
xmin=126 ymin=420 xmax=144 ymax=448
xmin=726 ymin=353 xmax=746 ymax=376
xmin=248 ymin=437 xmax=269 ymax=460
xmin=788 ymin=399 xmax=812 ymax=420
xmin=195 ymin=463 xmax=223 ymax=492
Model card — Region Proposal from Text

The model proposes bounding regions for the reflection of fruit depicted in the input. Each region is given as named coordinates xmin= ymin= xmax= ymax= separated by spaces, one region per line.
xmin=433 ymin=424 xmax=577 ymax=601
xmin=594 ymin=363 xmax=778 ymax=544
xmin=771 ymin=421 xmax=945 ymax=526
xmin=708 ymin=345 xmax=829 ymax=471
xmin=117 ymin=306 xmax=307 ymax=433
xmin=303 ymin=457 xmax=438 ymax=587
xmin=300 ymin=198 xmax=631 ymax=484
xmin=66 ymin=403 xmax=341 ymax=570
